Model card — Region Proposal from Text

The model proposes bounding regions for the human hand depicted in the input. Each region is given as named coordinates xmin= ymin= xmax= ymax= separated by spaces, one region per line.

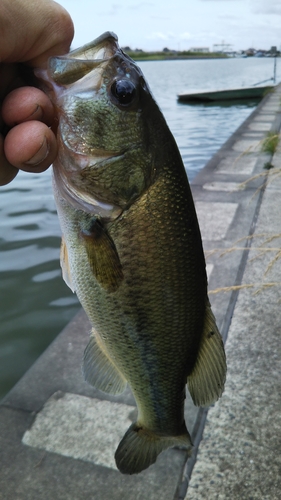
xmin=0 ymin=0 xmax=74 ymax=185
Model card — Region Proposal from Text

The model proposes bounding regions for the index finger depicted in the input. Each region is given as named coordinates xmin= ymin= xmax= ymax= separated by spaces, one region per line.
xmin=1 ymin=0 xmax=74 ymax=68
xmin=2 ymin=87 xmax=55 ymax=127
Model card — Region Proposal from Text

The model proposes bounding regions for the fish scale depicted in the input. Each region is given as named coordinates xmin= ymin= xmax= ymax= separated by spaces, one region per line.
xmin=37 ymin=31 xmax=226 ymax=475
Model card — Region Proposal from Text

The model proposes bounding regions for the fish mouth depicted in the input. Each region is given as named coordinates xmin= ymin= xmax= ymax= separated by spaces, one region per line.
xmin=69 ymin=32 xmax=119 ymax=61
xmin=47 ymin=32 xmax=120 ymax=86
xmin=40 ymin=32 xmax=143 ymax=219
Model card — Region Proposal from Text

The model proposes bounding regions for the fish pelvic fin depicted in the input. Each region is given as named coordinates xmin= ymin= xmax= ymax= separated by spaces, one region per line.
xmin=83 ymin=330 xmax=127 ymax=395
xmin=115 ymin=422 xmax=192 ymax=475
xmin=187 ymin=301 xmax=227 ymax=407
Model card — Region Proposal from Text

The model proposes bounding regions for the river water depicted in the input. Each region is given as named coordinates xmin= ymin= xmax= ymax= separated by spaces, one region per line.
xmin=0 ymin=56 xmax=279 ymax=400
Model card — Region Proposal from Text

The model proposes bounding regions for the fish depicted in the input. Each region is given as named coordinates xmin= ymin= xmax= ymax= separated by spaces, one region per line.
xmin=37 ymin=31 xmax=226 ymax=475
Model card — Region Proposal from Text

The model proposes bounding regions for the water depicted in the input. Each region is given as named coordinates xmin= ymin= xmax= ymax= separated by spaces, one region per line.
xmin=139 ymin=57 xmax=278 ymax=179
xmin=0 ymin=56 xmax=279 ymax=400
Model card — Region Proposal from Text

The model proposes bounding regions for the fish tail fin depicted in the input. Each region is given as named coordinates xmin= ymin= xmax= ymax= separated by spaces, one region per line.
xmin=187 ymin=300 xmax=227 ymax=407
xmin=115 ymin=422 xmax=192 ymax=475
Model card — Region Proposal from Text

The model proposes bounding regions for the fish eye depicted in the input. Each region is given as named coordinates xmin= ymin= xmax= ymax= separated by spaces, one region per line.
xmin=111 ymin=79 xmax=136 ymax=106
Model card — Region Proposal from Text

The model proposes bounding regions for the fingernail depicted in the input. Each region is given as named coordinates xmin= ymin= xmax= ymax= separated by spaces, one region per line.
xmin=24 ymin=137 xmax=50 ymax=166
xmin=27 ymin=104 xmax=44 ymax=122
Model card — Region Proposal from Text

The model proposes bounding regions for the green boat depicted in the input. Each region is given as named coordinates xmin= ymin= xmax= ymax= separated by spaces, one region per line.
xmin=177 ymin=85 xmax=274 ymax=103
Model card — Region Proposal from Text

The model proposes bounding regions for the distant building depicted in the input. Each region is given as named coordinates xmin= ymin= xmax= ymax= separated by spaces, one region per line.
xmin=245 ymin=48 xmax=256 ymax=56
xmin=189 ymin=47 xmax=209 ymax=53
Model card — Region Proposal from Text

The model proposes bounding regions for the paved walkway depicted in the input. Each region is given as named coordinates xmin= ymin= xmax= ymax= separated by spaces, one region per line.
xmin=186 ymin=89 xmax=281 ymax=500
xmin=1 ymin=85 xmax=281 ymax=499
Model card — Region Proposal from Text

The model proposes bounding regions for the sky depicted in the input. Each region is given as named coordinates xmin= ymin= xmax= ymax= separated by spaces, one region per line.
xmin=57 ymin=0 xmax=281 ymax=53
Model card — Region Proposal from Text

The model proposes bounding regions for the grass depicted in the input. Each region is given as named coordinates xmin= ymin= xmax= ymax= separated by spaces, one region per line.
xmin=260 ymin=131 xmax=280 ymax=170
xmin=208 ymin=130 xmax=281 ymax=297
xmin=208 ymin=232 xmax=281 ymax=296
xmin=261 ymin=131 xmax=280 ymax=156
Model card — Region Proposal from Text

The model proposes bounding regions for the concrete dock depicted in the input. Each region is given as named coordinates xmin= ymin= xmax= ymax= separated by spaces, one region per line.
xmin=1 ymin=86 xmax=281 ymax=499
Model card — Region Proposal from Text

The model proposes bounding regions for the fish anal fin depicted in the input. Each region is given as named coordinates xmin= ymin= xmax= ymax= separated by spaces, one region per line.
xmin=83 ymin=329 xmax=127 ymax=395
xmin=187 ymin=301 xmax=227 ymax=407
xmin=80 ymin=219 xmax=123 ymax=293
xmin=60 ymin=237 xmax=75 ymax=292
xmin=115 ymin=422 xmax=192 ymax=475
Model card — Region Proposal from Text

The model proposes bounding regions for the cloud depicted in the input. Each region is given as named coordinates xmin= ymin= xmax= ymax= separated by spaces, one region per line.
xmin=146 ymin=32 xmax=169 ymax=40
xmin=99 ymin=4 xmax=119 ymax=16
xmin=127 ymin=2 xmax=153 ymax=10
xmin=100 ymin=1 xmax=153 ymax=15
xmin=151 ymin=15 xmax=170 ymax=20
xmin=146 ymin=31 xmax=177 ymax=41
xmin=218 ymin=14 xmax=240 ymax=19
xmin=252 ymin=0 xmax=281 ymax=15
xmin=179 ymin=32 xmax=192 ymax=40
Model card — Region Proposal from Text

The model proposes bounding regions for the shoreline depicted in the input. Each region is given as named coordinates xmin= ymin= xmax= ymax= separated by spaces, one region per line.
xmin=126 ymin=54 xmax=228 ymax=61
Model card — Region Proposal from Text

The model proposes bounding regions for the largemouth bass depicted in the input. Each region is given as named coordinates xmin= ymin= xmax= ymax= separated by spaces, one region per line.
xmin=38 ymin=32 xmax=226 ymax=475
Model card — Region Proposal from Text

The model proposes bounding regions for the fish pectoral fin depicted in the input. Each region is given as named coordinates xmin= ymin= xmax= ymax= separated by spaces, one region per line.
xmin=115 ymin=422 xmax=192 ymax=475
xmin=83 ymin=330 xmax=127 ymax=395
xmin=80 ymin=219 xmax=123 ymax=293
xmin=187 ymin=301 xmax=226 ymax=407
xmin=60 ymin=237 xmax=75 ymax=292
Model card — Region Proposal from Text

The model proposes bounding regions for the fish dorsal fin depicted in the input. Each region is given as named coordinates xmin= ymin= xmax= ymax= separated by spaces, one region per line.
xmin=83 ymin=330 xmax=127 ymax=395
xmin=60 ymin=237 xmax=75 ymax=292
xmin=187 ymin=301 xmax=226 ymax=407
xmin=80 ymin=219 xmax=123 ymax=293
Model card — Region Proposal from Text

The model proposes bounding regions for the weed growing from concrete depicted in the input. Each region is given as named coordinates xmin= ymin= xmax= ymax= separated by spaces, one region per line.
xmin=205 ymin=107 xmax=281 ymax=297
xmin=261 ymin=131 xmax=279 ymax=156
xmin=207 ymin=232 xmax=281 ymax=296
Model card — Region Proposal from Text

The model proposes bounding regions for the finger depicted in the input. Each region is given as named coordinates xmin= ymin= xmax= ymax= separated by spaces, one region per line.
xmin=4 ymin=121 xmax=57 ymax=173
xmin=0 ymin=135 xmax=19 ymax=185
xmin=2 ymin=86 xmax=55 ymax=127
xmin=0 ymin=64 xmax=23 ymax=102
xmin=1 ymin=0 xmax=74 ymax=67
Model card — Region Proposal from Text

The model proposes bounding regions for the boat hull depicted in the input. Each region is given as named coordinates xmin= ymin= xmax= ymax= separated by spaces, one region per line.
xmin=177 ymin=85 xmax=274 ymax=103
